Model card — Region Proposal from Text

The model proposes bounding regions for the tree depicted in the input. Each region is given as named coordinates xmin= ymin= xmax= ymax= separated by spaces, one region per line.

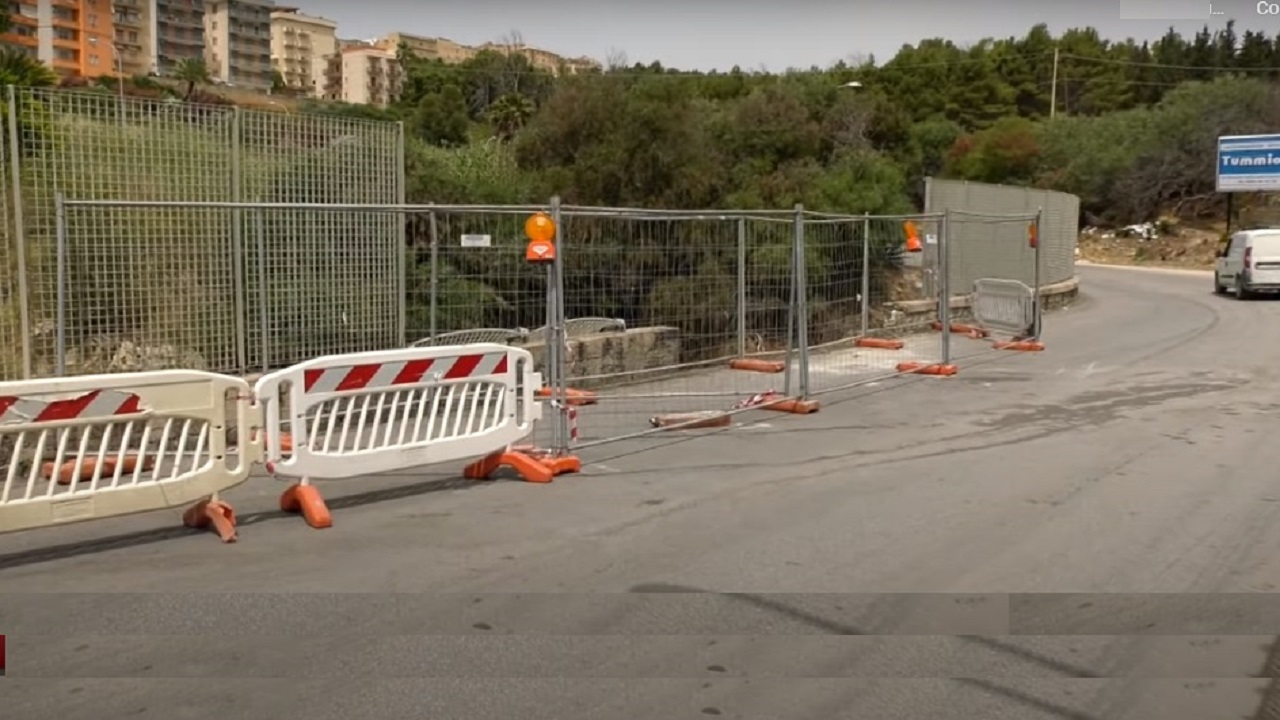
xmin=0 ymin=48 xmax=57 ymax=88
xmin=413 ymin=86 xmax=470 ymax=146
xmin=171 ymin=58 xmax=211 ymax=101
xmin=486 ymin=93 xmax=535 ymax=141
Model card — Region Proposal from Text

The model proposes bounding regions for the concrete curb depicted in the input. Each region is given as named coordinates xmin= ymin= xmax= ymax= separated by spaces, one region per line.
xmin=891 ymin=276 xmax=1080 ymax=316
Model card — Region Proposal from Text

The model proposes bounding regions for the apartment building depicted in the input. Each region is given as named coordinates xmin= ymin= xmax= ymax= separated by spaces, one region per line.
xmin=203 ymin=0 xmax=273 ymax=89
xmin=374 ymin=32 xmax=471 ymax=63
xmin=1 ymin=0 xmax=118 ymax=77
xmin=269 ymin=7 xmax=334 ymax=93
xmin=474 ymin=41 xmax=599 ymax=75
xmin=152 ymin=0 xmax=205 ymax=76
xmin=333 ymin=44 xmax=399 ymax=107
xmin=108 ymin=0 xmax=150 ymax=76
xmin=375 ymin=32 xmax=600 ymax=76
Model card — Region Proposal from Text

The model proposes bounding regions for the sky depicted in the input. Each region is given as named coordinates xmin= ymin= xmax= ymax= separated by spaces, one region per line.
xmin=295 ymin=0 xmax=1280 ymax=71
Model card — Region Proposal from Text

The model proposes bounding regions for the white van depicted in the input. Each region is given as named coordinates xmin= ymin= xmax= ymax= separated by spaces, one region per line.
xmin=1215 ymin=229 xmax=1280 ymax=298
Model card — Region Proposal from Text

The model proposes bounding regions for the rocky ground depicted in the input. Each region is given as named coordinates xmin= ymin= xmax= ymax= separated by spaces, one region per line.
xmin=1076 ymin=220 xmax=1224 ymax=270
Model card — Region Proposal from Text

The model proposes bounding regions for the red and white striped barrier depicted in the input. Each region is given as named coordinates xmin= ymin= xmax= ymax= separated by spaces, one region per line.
xmin=300 ymin=350 xmax=510 ymax=394
xmin=0 ymin=344 xmax=570 ymax=542
xmin=0 ymin=389 xmax=143 ymax=426
xmin=253 ymin=343 xmax=545 ymax=528
xmin=0 ymin=370 xmax=255 ymax=541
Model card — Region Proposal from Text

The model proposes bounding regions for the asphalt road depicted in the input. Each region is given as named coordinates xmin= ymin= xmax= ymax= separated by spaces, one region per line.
xmin=4 ymin=264 xmax=1280 ymax=720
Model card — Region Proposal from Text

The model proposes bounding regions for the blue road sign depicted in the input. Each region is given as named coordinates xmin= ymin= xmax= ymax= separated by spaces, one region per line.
xmin=1218 ymin=134 xmax=1280 ymax=192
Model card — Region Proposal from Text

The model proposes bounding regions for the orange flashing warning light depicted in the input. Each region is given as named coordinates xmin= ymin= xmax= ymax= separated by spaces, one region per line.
xmin=1027 ymin=221 xmax=1038 ymax=248
xmin=903 ymin=221 xmax=923 ymax=253
xmin=524 ymin=212 xmax=557 ymax=263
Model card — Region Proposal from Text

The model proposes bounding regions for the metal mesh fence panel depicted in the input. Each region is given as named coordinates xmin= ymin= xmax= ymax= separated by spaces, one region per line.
xmin=11 ymin=87 xmax=235 ymax=378
xmin=415 ymin=207 xmax=549 ymax=343
xmin=554 ymin=208 xmax=798 ymax=447
xmin=248 ymin=207 xmax=401 ymax=372
xmin=1 ymin=86 xmax=404 ymax=380
xmin=415 ymin=206 xmax=555 ymax=448
xmin=60 ymin=204 xmax=239 ymax=375
xmin=924 ymin=177 xmax=1077 ymax=289
xmin=0 ymin=106 xmax=21 ymax=380
xmin=799 ymin=213 xmax=945 ymax=396
xmin=239 ymin=111 xmax=403 ymax=372
xmin=944 ymin=210 xmax=1041 ymax=355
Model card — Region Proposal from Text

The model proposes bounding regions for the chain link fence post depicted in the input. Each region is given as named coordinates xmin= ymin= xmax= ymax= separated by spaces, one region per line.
xmin=427 ymin=207 xmax=439 ymax=341
xmin=939 ymin=210 xmax=952 ymax=365
xmin=229 ymin=108 xmax=247 ymax=376
xmin=394 ymin=122 xmax=407 ymax=347
xmin=736 ymin=216 xmax=747 ymax=360
xmin=859 ymin=213 xmax=870 ymax=339
xmin=1033 ymin=207 xmax=1044 ymax=339
xmin=7 ymin=86 xmax=31 ymax=379
xmin=54 ymin=192 xmax=66 ymax=376
xmin=549 ymin=195 xmax=571 ymax=455
xmin=793 ymin=204 xmax=810 ymax=398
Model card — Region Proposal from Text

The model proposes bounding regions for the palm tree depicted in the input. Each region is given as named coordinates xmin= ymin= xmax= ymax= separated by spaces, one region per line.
xmin=0 ymin=48 xmax=57 ymax=88
xmin=486 ymin=93 xmax=535 ymax=141
xmin=171 ymin=58 xmax=211 ymax=101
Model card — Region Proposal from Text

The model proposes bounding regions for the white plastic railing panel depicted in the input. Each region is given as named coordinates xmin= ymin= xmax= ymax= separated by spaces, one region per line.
xmin=0 ymin=370 xmax=254 ymax=534
xmin=973 ymin=278 xmax=1037 ymax=337
xmin=254 ymin=344 xmax=542 ymax=479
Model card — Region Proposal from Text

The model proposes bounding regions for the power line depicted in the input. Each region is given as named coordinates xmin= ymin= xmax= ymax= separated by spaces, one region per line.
xmin=1058 ymin=51 xmax=1280 ymax=73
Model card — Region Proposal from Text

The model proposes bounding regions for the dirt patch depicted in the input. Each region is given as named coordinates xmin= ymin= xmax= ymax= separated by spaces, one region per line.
xmin=1077 ymin=222 xmax=1224 ymax=270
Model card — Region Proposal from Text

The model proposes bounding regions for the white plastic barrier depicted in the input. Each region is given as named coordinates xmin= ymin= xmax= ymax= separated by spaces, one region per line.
xmin=0 ymin=343 xmax=575 ymax=542
xmin=252 ymin=343 xmax=561 ymax=527
xmin=0 ymin=370 xmax=256 ymax=540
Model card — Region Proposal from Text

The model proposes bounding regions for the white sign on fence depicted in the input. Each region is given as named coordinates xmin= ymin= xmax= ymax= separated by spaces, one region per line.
xmin=460 ymin=234 xmax=492 ymax=247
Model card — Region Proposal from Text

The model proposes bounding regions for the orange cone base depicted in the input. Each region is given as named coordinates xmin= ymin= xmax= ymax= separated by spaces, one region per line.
xmin=896 ymin=362 xmax=959 ymax=377
xmin=182 ymin=498 xmax=238 ymax=543
xmin=761 ymin=397 xmax=821 ymax=414
xmin=727 ymin=358 xmax=785 ymax=373
xmin=931 ymin=321 xmax=988 ymax=337
xmin=855 ymin=337 xmax=905 ymax=350
xmin=279 ymin=483 xmax=333 ymax=529
xmin=993 ymin=340 xmax=1045 ymax=352
xmin=650 ymin=412 xmax=733 ymax=429
xmin=464 ymin=450 xmax=580 ymax=483
xmin=535 ymin=387 xmax=598 ymax=406
xmin=251 ymin=429 xmax=294 ymax=453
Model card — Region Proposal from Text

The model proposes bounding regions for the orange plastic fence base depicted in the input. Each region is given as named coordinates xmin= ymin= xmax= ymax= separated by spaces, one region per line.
xmin=761 ymin=397 xmax=822 ymax=414
xmin=252 ymin=429 xmax=294 ymax=453
xmin=534 ymin=387 xmax=598 ymax=406
xmin=728 ymin=358 xmax=785 ymax=373
xmin=931 ymin=321 xmax=989 ymax=337
xmin=280 ymin=483 xmax=333 ymax=529
xmin=650 ymin=412 xmax=733 ymax=429
xmin=896 ymin=362 xmax=959 ymax=377
xmin=182 ymin=498 xmax=238 ymax=543
xmin=463 ymin=449 xmax=581 ymax=484
xmin=855 ymin=337 xmax=905 ymax=350
xmin=42 ymin=453 xmax=154 ymax=485
xmin=993 ymin=340 xmax=1045 ymax=352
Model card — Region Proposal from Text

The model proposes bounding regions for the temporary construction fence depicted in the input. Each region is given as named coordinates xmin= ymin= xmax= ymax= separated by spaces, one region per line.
xmin=0 ymin=197 xmax=1056 ymax=544
xmin=942 ymin=210 xmax=1047 ymax=358
xmin=42 ymin=197 xmax=1051 ymax=455
xmin=0 ymin=342 xmax=562 ymax=543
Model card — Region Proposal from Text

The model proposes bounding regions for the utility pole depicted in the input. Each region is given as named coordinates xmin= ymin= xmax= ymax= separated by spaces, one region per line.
xmin=1049 ymin=47 xmax=1059 ymax=119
